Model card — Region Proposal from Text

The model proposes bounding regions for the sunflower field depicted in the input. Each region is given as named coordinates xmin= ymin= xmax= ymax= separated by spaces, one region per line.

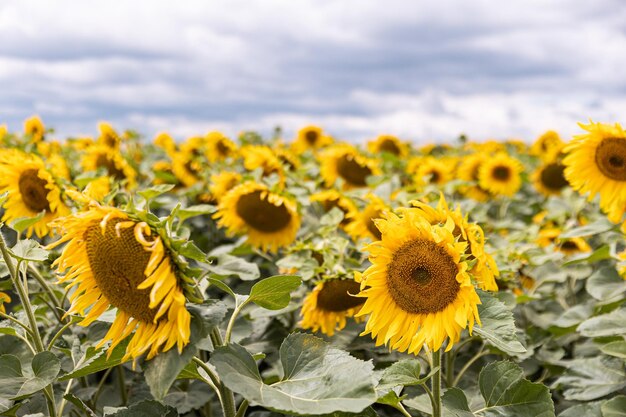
xmin=0 ymin=117 xmax=625 ymax=417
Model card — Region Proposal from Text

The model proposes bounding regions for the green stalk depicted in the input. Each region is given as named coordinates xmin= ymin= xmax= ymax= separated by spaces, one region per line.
xmin=210 ymin=327 xmax=237 ymax=417
xmin=431 ymin=349 xmax=442 ymax=417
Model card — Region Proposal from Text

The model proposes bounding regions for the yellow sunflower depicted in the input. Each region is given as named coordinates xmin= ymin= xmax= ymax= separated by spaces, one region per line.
xmin=536 ymin=228 xmax=591 ymax=255
xmin=345 ymin=194 xmax=388 ymax=241
xmin=533 ymin=162 xmax=569 ymax=196
xmin=83 ymin=177 xmax=112 ymax=202
xmin=310 ymin=189 xmax=357 ymax=226
xmin=291 ymin=125 xmax=333 ymax=153
xmin=154 ymin=132 xmax=177 ymax=157
xmin=82 ymin=146 xmax=137 ymax=188
xmin=300 ymin=278 xmax=365 ymax=336
xmin=47 ymin=205 xmax=191 ymax=361
xmin=209 ymin=171 xmax=242 ymax=201
xmin=24 ymin=115 xmax=45 ymax=143
xmin=563 ymin=121 xmax=626 ymax=223
xmin=530 ymin=130 xmax=564 ymax=162
xmin=355 ymin=208 xmax=481 ymax=354
xmin=205 ymin=131 xmax=238 ymax=162
xmin=241 ymin=145 xmax=284 ymax=180
xmin=319 ymin=144 xmax=380 ymax=189
xmin=457 ymin=153 xmax=491 ymax=201
xmin=367 ymin=135 xmax=408 ymax=158
xmin=214 ymin=182 xmax=300 ymax=252
xmin=0 ymin=125 xmax=7 ymax=142
xmin=478 ymin=153 xmax=523 ymax=197
xmin=0 ymin=150 xmax=70 ymax=237
xmin=171 ymin=151 xmax=203 ymax=187
xmin=97 ymin=122 xmax=121 ymax=149
xmin=414 ymin=157 xmax=455 ymax=186
xmin=0 ymin=292 xmax=11 ymax=314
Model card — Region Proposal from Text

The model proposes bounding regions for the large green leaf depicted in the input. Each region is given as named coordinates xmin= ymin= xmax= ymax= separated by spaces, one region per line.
xmin=558 ymin=218 xmax=615 ymax=238
xmin=473 ymin=291 xmax=526 ymax=355
xmin=10 ymin=240 xmax=48 ymax=262
xmin=586 ymin=267 xmax=626 ymax=301
xmin=248 ymin=275 xmax=302 ymax=310
xmin=577 ymin=308 xmax=626 ymax=338
xmin=442 ymin=388 xmax=474 ymax=417
xmin=60 ymin=340 xmax=129 ymax=381
xmin=600 ymin=341 xmax=626 ymax=359
xmin=210 ymin=333 xmax=377 ymax=415
xmin=557 ymin=401 xmax=602 ymax=417
xmin=207 ymin=253 xmax=260 ymax=281
xmin=104 ymin=400 xmax=177 ymax=417
xmin=0 ymin=352 xmax=60 ymax=400
xmin=555 ymin=357 xmax=626 ymax=401
xmin=601 ymin=395 xmax=626 ymax=417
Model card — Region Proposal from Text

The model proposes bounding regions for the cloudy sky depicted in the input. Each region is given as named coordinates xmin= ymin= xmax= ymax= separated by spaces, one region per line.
xmin=1 ymin=0 xmax=625 ymax=144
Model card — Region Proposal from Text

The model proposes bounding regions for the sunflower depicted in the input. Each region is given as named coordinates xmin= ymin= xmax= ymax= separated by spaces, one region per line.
xmin=345 ymin=194 xmax=388 ymax=241
xmin=209 ymin=171 xmax=242 ymax=201
xmin=291 ymin=125 xmax=333 ymax=153
xmin=300 ymin=278 xmax=365 ymax=336
xmin=0 ymin=124 xmax=7 ymax=142
xmin=0 ymin=292 xmax=11 ymax=314
xmin=47 ymin=205 xmax=191 ymax=361
xmin=478 ymin=153 xmax=523 ymax=197
xmin=82 ymin=146 xmax=137 ymax=188
xmin=154 ymin=132 xmax=177 ymax=157
xmin=310 ymin=189 xmax=357 ymax=226
xmin=367 ymin=135 xmax=408 ymax=158
xmin=355 ymin=208 xmax=482 ymax=354
xmin=411 ymin=194 xmax=499 ymax=291
xmin=530 ymin=130 xmax=564 ymax=161
xmin=171 ymin=151 xmax=203 ymax=187
xmin=83 ymin=177 xmax=112 ymax=202
xmin=241 ymin=145 xmax=284 ymax=180
xmin=533 ymin=162 xmax=569 ymax=196
xmin=319 ymin=145 xmax=380 ymax=189
xmin=457 ymin=153 xmax=491 ymax=201
xmin=414 ymin=157 xmax=455 ymax=186
xmin=563 ymin=121 xmax=626 ymax=223
xmin=205 ymin=131 xmax=238 ymax=162
xmin=214 ymin=182 xmax=300 ymax=252
xmin=24 ymin=115 xmax=45 ymax=143
xmin=97 ymin=122 xmax=121 ymax=149
xmin=536 ymin=228 xmax=591 ymax=255
xmin=0 ymin=150 xmax=70 ymax=237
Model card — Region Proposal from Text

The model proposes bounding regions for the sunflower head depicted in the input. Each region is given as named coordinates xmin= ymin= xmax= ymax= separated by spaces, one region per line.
xmin=367 ymin=135 xmax=407 ymax=157
xmin=300 ymin=278 xmax=365 ymax=336
xmin=531 ymin=130 xmax=564 ymax=161
xmin=205 ymin=131 xmax=238 ymax=162
xmin=214 ymin=181 xmax=301 ymax=252
xmin=24 ymin=115 xmax=45 ymax=143
xmin=154 ymin=132 xmax=177 ymax=156
xmin=209 ymin=171 xmax=242 ymax=202
xmin=345 ymin=194 xmax=388 ymax=242
xmin=292 ymin=125 xmax=333 ymax=153
xmin=0 ymin=292 xmax=11 ymax=314
xmin=48 ymin=205 xmax=195 ymax=362
xmin=82 ymin=146 xmax=137 ymax=188
xmin=533 ymin=162 xmax=569 ymax=196
xmin=97 ymin=122 xmax=121 ymax=149
xmin=241 ymin=145 xmax=285 ymax=181
xmin=355 ymin=208 xmax=482 ymax=354
xmin=319 ymin=145 xmax=380 ymax=189
xmin=171 ymin=151 xmax=203 ymax=187
xmin=478 ymin=153 xmax=523 ymax=197
xmin=414 ymin=157 xmax=455 ymax=186
xmin=310 ymin=189 xmax=357 ymax=227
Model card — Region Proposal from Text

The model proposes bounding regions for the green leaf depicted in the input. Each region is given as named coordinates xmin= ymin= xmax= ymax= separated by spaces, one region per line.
xmin=559 ymin=218 xmax=615 ymax=238
xmin=63 ymin=393 xmax=97 ymax=417
xmin=176 ymin=204 xmax=216 ymax=223
xmin=478 ymin=361 xmax=555 ymax=417
xmin=10 ymin=212 xmax=45 ymax=235
xmin=600 ymin=340 xmax=626 ymax=358
xmin=473 ymin=290 xmax=526 ymax=355
xmin=601 ymin=395 xmax=626 ymax=417
xmin=177 ymin=241 xmax=207 ymax=262
xmin=10 ymin=240 xmax=48 ymax=262
xmin=442 ymin=387 xmax=474 ymax=417
xmin=377 ymin=359 xmax=422 ymax=390
xmin=60 ymin=340 xmax=129 ymax=381
xmin=555 ymin=357 xmax=626 ymax=401
xmin=562 ymin=245 xmax=611 ymax=266
xmin=210 ymin=333 xmax=377 ymax=415
xmin=0 ymin=352 xmax=60 ymax=400
xmin=577 ymin=308 xmax=626 ymax=338
xmin=104 ymin=400 xmax=177 ymax=417
xmin=558 ymin=401 xmax=602 ymax=417
xmin=164 ymin=381 xmax=212 ymax=414
xmin=207 ymin=277 xmax=237 ymax=299
xmin=248 ymin=275 xmax=301 ymax=310
xmin=138 ymin=184 xmax=175 ymax=200
xmin=207 ymin=254 xmax=260 ymax=281
xmin=144 ymin=344 xmax=196 ymax=401
xmin=586 ymin=266 xmax=626 ymax=301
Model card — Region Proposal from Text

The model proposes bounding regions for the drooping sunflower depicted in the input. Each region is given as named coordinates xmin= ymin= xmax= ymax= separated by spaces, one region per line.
xmin=97 ymin=122 xmax=122 ymax=149
xmin=205 ymin=131 xmax=238 ymax=162
xmin=533 ymin=162 xmax=569 ymax=196
xmin=47 ymin=205 xmax=192 ymax=361
xmin=456 ymin=153 xmax=491 ymax=201
xmin=319 ymin=144 xmax=380 ymax=189
xmin=310 ymin=189 xmax=357 ymax=227
xmin=209 ymin=171 xmax=242 ymax=202
xmin=478 ymin=153 xmax=523 ymax=197
xmin=530 ymin=130 xmax=564 ymax=162
xmin=82 ymin=146 xmax=137 ymax=188
xmin=367 ymin=135 xmax=408 ymax=158
xmin=291 ymin=125 xmax=333 ymax=153
xmin=0 ymin=150 xmax=70 ymax=237
xmin=355 ymin=208 xmax=482 ymax=354
xmin=300 ymin=278 xmax=365 ymax=336
xmin=563 ymin=121 xmax=626 ymax=223
xmin=214 ymin=182 xmax=300 ymax=252
xmin=345 ymin=194 xmax=388 ymax=241
xmin=411 ymin=194 xmax=499 ymax=291
xmin=24 ymin=115 xmax=45 ymax=143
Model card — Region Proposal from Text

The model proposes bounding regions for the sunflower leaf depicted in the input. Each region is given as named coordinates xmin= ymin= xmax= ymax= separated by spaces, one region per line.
xmin=207 ymin=253 xmax=260 ymax=281
xmin=601 ymin=395 xmax=626 ymax=417
xmin=585 ymin=266 xmax=626 ymax=301
xmin=554 ymin=356 xmax=626 ymax=401
xmin=10 ymin=212 xmax=45 ymax=235
xmin=442 ymin=387 xmax=474 ymax=417
xmin=176 ymin=204 xmax=216 ymax=223
xmin=59 ymin=340 xmax=129 ymax=381
xmin=473 ymin=290 xmax=526 ymax=355
xmin=0 ymin=351 xmax=60 ymax=401
xmin=558 ymin=218 xmax=616 ymax=238
xmin=248 ymin=275 xmax=301 ymax=310
xmin=10 ymin=240 xmax=48 ymax=262
xmin=577 ymin=307 xmax=626 ymax=338
xmin=103 ymin=399 xmax=177 ymax=417
xmin=138 ymin=184 xmax=175 ymax=201
xmin=210 ymin=333 xmax=377 ymax=415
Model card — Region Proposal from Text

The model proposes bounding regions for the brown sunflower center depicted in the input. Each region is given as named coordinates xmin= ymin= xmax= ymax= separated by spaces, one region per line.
xmin=305 ymin=130 xmax=319 ymax=145
xmin=366 ymin=211 xmax=383 ymax=240
xmin=336 ymin=155 xmax=372 ymax=187
xmin=379 ymin=139 xmax=400 ymax=155
xmin=428 ymin=170 xmax=441 ymax=184
xmin=560 ymin=241 xmax=579 ymax=251
xmin=316 ymin=280 xmax=365 ymax=312
xmin=386 ymin=238 xmax=460 ymax=314
xmin=492 ymin=166 xmax=511 ymax=181
xmin=236 ymin=190 xmax=292 ymax=233
xmin=216 ymin=140 xmax=231 ymax=157
xmin=84 ymin=218 xmax=156 ymax=323
xmin=18 ymin=169 xmax=51 ymax=212
xmin=96 ymin=154 xmax=126 ymax=180
xmin=595 ymin=138 xmax=626 ymax=181
xmin=540 ymin=163 xmax=568 ymax=191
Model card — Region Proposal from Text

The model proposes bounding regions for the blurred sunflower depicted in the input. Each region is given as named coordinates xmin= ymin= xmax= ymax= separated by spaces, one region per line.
xmin=97 ymin=122 xmax=121 ymax=149
xmin=533 ymin=162 xmax=569 ymax=196
xmin=345 ymin=194 xmax=388 ymax=241
xmin=355 ymin=208 xmax=481 ymax=354
xmin=0 ymin=292 xmax=11 ymax=313
xmin=242 ymin=145 xmax=284 ymax=180
xmin=300 ymin=278 xmax=365 ymax=336
xmin=171 ymin=151 xmax=203 ymax=187
xmin=291 ymin=125 xmax=333 ymax=153
xmin=274 ymin=147 xmax=300 ymax=171
xmin=154 ymin=132 xmax=177 ymax=157
xmin=367 ymin=135 xmax=408 ymax=157
xmin=82 ymin=146 xmax=137 ymax=188
xmin=536 ymin=228 xmax=591 ymax=255
xmin=83 ymin=177 xmax=111 ymax=203
xmin=205 ymin=131 xmax=238 ymax=162
xmin=414 ymin=157 xmax=454 ymax=186
xmin=0 ymin=124 xmax=7 ymax=142
xmin=24 ymin=115 xmax=45 ymax=143
xmin=563 ymin=121 xmax=626 ymax=222
xmin=457 ymin=153 xmax=491 ymax=201
xmin=48 ymin=205 xmax=191 ymax=361
xmin=209 ymin=171 xmax=242 ymax=202
xmin=310 ymin=189 xmax=357 ymax=226
xmin=530 ymin=130 xmax=564 ymax=161
xmin=319 ymin=145 xmax=380 ymax=189
xmin=478 ymin=153 xmax=523 ymax=197
xmin=214 ymin=181 xmax=300 ymax=252
xmin=0 ymin=150 xmax=70 ymax=237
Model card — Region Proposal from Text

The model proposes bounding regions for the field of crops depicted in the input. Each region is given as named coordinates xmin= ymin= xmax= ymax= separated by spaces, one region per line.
xmin=0 ymin=116 xmax=624 ymax=417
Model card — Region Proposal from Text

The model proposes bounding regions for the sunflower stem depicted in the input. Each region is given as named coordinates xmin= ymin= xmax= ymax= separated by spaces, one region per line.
xmin=445 ymin=349 xmax=455 ymax=388
xmin=209 ymin=328 xmax=237 ymax=417
xmin=431 ymin=349 xmax=442 ymax=417
xmin=117 ymin=365 xmax=128 ymax=406
xmin=234 ymin=399 xmax=249 ymax=417
xmin=47 ymin=319 xmax=75 ymax=350
xmin=0 ymin=310 xmax=36 ymax=338
xmin=224 ymin=302 xmax=246 ymax=344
